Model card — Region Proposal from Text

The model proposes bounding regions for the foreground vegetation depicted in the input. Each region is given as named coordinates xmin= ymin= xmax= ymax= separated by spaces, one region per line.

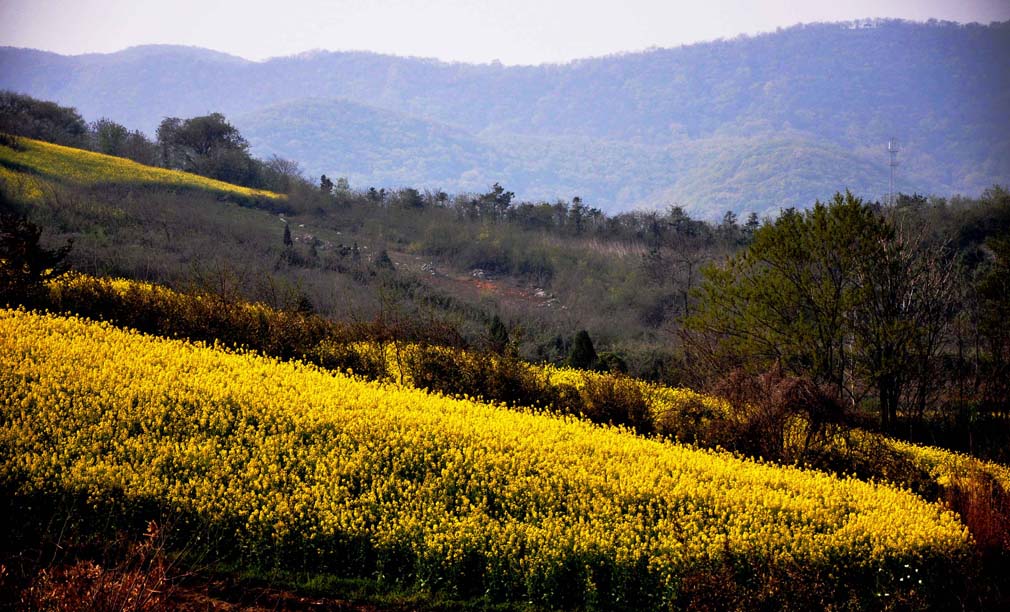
xmin=0 ymin=271 xmax=1003 ymax=606
xmin=0 ymin=309 xmax=976 ymax=609
xmin=1 ymin=93 xmax=1008 ymax=608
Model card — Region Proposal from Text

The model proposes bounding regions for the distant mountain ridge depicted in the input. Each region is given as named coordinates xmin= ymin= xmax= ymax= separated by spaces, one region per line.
xmin=2 ymin=19 xmax=1008 ymax=216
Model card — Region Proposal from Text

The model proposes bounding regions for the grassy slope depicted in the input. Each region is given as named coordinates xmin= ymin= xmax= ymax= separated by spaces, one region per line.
xmin=0 ymin=137 xmax=283 ymax=200
xmin=0 ymin=138 xmax=689 ymax=375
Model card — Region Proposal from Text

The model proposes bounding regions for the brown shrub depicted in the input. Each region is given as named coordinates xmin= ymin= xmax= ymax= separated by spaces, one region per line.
xmin=944 ymin=469 xmax=1010 ymax=558
xmin=22 ymin=521 xmax=178 ymax=612
xmin=710 ymin=369 xmax=845 ymax=462
xmin=580 ymin=375 xmax=654 ymax=435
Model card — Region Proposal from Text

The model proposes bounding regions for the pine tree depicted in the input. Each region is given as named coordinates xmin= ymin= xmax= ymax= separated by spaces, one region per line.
xmin=569 ymin=330 xmax=598 ymax=370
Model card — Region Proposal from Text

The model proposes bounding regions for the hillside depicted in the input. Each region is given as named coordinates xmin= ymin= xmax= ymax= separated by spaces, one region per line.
xmin=2 ymin=140 xmax=1009 ymax=608
xmin=0 ymin=137 xmax=283 ymax=202
xmin=234 ymin=98 xmax=517 ymax=193
xmin=2 ymin=19 xmax=1007 ymax=215
xmin=0 ymin=136 xmax=697 ymax=374
xmin=0 ymin=308 xmax=976 ymax=609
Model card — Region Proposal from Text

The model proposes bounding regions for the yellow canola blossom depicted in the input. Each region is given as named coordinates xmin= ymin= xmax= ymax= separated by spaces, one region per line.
xmin=41 ymin=274 xmax=1010 ymax=503
xmin=881 ymin=437 xmax=1010 ymax=493
xmin=0 ymin=138 xmax=283 ymax=200
xmin=49 ymin=273 xmax=279 ymax=322
xmin=0 ymin=308 xmax=970 ymax=597
xmin=362 ymin=339 xmax=727 ymax=417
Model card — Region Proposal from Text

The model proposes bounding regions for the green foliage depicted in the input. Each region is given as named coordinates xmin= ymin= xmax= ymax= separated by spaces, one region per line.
xmin=156 ymin=113 xmax=262 ymax=187
xmin=597 ymin=351 xmax=628 ymax=374
xmin=0 ymin=91 xmax=88 ymax=148
xmin=487 ymin=314 xmax=509 ymax=354
xmin=689 ymin=192 xmax=882 ymax=387
xmin=687 ymin=191 xmax=961 ymax=430
xmin=373 ymin=248 xmax=395 ymax=271
xmin=90 ymin=118 xmax=159 ymax=165
xmin=3 ymin=118 xmax=1007 ymax=449
xmin=569 ymin=330 xmax=598 ymax=370
xmin=976 ymin=232 xmax=1010 ymax=405
xmin=0 ymin=211 xmax=72 ymax=305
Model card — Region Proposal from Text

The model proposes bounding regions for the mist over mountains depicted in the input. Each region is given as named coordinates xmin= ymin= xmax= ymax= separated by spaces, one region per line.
xmin=2 ymin=19 xmax=1007 ymax=217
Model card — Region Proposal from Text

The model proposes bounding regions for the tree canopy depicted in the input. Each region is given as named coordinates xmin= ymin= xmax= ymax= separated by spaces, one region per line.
xmin=686 ymin=191 xmax=956 ymax=428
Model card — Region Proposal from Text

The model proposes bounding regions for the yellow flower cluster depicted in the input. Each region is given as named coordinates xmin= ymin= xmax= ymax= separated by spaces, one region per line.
xmin=0 ymin=138 xmax=283 ymax=200
xmin=48 ymin=273 xmax=278 ymax=323
xmin=0 ymin=165 xmax=46 ymax=201
xmin=41 ymin=274 xmax=1010 ymax=504
xmin=364 ymin=340 xmax=726 ymax=418
xmin=882 ymin=437 xmax=1010 ymax=493
xmin=0 ymin=308 xmax=970 ymax=598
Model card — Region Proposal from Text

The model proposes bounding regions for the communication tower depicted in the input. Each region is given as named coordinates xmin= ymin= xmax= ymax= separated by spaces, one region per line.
xmin=887 ymin=138 xmax=900 ymax=205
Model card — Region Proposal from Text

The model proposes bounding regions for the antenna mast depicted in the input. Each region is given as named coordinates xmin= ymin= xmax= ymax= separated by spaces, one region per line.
xmin=887 ymin=137 xmax=900 ymax=205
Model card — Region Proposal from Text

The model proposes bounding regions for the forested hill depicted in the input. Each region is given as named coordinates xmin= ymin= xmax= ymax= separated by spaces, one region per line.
xmin=2 ymin=19 xmax=1008 ymax=216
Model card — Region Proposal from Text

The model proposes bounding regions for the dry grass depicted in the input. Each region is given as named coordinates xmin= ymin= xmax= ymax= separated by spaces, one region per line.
xmin=21 ymin=522 xmax=180 ymax=612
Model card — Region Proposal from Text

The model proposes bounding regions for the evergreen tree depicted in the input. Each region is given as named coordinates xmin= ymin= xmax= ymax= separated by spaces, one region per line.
xmin=320 ymin=174 xmax=334 ymax=194
xmin=0 ymin=212 xmax=72 ymax=305
xmin=569 ymin=330 xmax=598 ymax=370
xmin=374 ymin=249 xmax=395 ymax=271
xmin=488 ymin=314 xmax=509 ymax=354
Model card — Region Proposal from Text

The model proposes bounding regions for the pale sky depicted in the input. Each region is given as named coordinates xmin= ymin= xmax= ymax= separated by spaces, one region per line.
xmin=2 ymin=0 xmax=1008 ymax=65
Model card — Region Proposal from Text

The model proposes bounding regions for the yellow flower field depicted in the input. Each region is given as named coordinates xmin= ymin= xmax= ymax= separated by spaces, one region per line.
xmin=0 ymin=309 xmax=971 ymax=604
xmin=42 ymin=273 xmax=1010 ymax=500
xmin=0 ymin=137 xmax=283 ymax=200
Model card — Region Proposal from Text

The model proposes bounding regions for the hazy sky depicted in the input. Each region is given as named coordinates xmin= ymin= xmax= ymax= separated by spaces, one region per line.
xmin=2 ymin=0 xmax=1008 ymax=65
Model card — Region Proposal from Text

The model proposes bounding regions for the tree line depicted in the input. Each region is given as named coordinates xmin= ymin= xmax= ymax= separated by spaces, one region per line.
xmin=684 ymin=190 xmax=1010 ymax=457
xmin=0 ymin=91 xmax=301 ymax=193
xmin=1 ymin=91 xmax=761 ymax=248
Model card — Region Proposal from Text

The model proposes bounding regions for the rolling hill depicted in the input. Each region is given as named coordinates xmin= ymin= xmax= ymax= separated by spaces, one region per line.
xmin=0 ymin=137 xmax=283 ymax=202
xmin=2 ymin=19 xmax=1008 ymax=216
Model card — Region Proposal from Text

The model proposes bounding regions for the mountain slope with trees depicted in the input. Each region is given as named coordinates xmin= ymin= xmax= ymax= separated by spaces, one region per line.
xmin=2 ymin=19 xmax=1007 ymax=215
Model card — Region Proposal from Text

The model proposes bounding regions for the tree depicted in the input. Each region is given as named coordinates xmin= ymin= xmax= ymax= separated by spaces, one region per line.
xmin=0 ymin=212 xmax=72 ymax=304
xmin=569 ymin=330 xmax=598 ymax=370
xmin=849 ymin=221 xmax=956 ymax=429
xmin=399 ymin=188 xmax=424 ymax=209
xmin=367 ymin=187 xmax=386 ymax=204
xmin=374 ymin=249 xmax=395 ymax=271
xmin=156 ymin=113 xmax=258 ymax=186
xmin=686 ymin=191 xmax=956 ymax=430
xmin=569 ymin=196 xmax=586 ymax=234
xmin=975 ymin=235 xmax=1010 ymax=407
xmin=89 ymin=118 xmax=159 ymax=165
xmin=741 ymin=212 xmax=761 ymax=244
xmin=719 ymin=210 xmax=740 ymax=243
xmin=91 ymin=118 xmax=129 ymax=155
xmin=320 ymin=174 xmax=334 ymax=194
xmin=259 ymin=155 xmax=301 ymax=193
xmin=487 ymin=314 xmax=509 ymax=354
xmin=0 ymin=91 xmax=88 ymax=147
xmin=283 ymin=223 xmax=293 ymax=247
xmin=474 ymin=183 xmax=514 ymax=221
xmin=687 ymin=193 xmax=881 ymax=398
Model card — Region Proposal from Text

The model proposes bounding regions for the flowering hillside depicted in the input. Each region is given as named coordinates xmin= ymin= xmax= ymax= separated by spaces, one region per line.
xmin=0 ymin=308 xmax=972 ymax=607
xmin=0 ymin=138 xmax=283 ymax=201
